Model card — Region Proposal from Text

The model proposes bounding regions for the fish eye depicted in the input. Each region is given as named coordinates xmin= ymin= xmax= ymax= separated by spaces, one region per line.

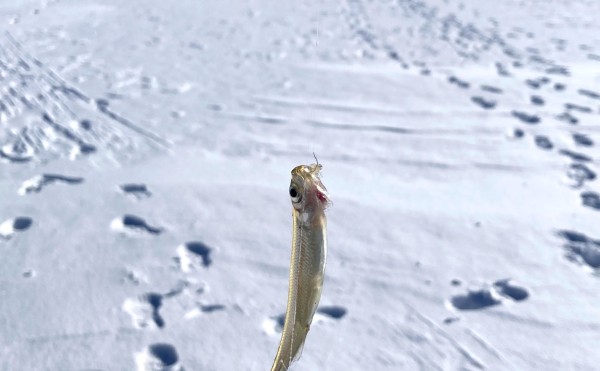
xmin=289 ymin=187 xmax=301 ymax=202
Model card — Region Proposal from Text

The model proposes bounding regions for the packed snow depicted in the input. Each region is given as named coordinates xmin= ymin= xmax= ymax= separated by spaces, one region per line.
xmin=1 ymin=0 xmax=599 ymax=370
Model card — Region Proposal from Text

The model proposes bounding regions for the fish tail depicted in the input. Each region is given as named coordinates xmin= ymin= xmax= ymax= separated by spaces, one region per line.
xmin=270 ymin=323 xmax=308 ymax=371
xmin=271 ymin=358 xmax=289 ymax=371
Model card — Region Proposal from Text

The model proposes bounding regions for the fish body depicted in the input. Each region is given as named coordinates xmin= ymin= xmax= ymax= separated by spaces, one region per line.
xmin=270 ymin=163 xmax=330 ymax=371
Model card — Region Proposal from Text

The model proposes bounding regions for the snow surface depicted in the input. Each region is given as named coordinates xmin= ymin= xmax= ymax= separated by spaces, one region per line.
xmin=1 ymin=0 xmax=600 ymax=370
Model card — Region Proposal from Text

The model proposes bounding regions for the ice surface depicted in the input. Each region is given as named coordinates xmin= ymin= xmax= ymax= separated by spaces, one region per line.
xmin=1 ymin=0 xmax=600 ymax=370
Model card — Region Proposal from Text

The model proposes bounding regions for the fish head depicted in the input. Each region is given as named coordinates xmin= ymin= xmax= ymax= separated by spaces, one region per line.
xmin=289 ymin=163 xmax=330 ymax=213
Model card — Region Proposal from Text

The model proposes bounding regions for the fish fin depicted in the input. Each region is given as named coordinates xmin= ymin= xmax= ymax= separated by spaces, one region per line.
xmin=279 ymin=359 xmax=289 ymax=371
xmin=292 ymin=339 xmax=305 ymax=362
xmin=291 ymin=323 xmax=310 ymax=362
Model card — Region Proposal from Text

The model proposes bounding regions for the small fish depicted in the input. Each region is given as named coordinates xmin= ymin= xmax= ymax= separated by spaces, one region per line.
xmin=270 ymin=162 xmax=330 ymax=371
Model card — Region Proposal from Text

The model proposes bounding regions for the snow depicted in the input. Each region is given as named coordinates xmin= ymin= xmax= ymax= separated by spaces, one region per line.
xmin=1 ymin=0 xmax=599 ymax=370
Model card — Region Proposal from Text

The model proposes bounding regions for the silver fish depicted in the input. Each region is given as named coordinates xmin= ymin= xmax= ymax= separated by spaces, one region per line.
xmin=270 ymin=163 xmax=330 ymax=371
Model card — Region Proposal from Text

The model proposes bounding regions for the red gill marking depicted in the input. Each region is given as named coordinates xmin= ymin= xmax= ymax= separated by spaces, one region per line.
xmin=316 ymin=190 xmax=328 ymax=204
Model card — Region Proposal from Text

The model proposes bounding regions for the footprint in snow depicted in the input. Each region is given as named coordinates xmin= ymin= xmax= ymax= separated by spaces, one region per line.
xmin=134 ymin=343 xmax=183 ymax=371
xmin=557 ymin=230 xmax=600 ymax=271
xmin=538 ymin=76 xmax=551 ymax=84
xmin=565 ymin=163 xmax=596 ymax=188
xmin=578 ymin=89 xmax=600 ymax=100
xmin=315 ymin=305 xmax=348 ymax=321
xmin=495 ymin=62 xmax=510 ymax=77
xmin=262 ymin=305 xmax=347 ymax=336
xmin=579 ymin=44 xmax=592 ymax=51
xmin=565 ymin=103 xmax=592 ymax=114
xmin=530 ymin=95 xmax=545 ymax=106
xmin=183 ymin=303 xmax=227 ymax=320
xmin=448 ymin=288 xmax=500 ymax=311
xmin=165 ymin=278 xmax=226 ymax=320
xmin=447 ymin=76 xmax=470 ymax=89
xmin=524 ymin=79 xmax=543 ymax=89
xmin=572 ymin=133 xmax=594 ymax=147
xmin=175 ymin=241 xmax=213 ymax=272
xmin=22 ymin=269 xmax=36 ymax=278
xmin=120 ymin=183 xmax=152 ymax=199
xmin=554 ymin=82 xmax=567 ymax=91
xmin=69 ymin=143 xmax=97 ymax=159
xmin=581 ymin=191 xmax=600 ymax=211
xmin=198 ymin=304 xmax=225 ymax=313
xmin=556 ymin=111 xmax=578 ymax=125
xmin=511 ymin=110 xmax=540 ymax=124
xmin=480 ymin=85 xmax=503 ymax=94
xmin=447 ymin=279 xmax=529 ymax=311
xmin=450 ymin=278 xmax=462 ymax=286
xmin=493 ymin=279 xmax=529 ymax=301
xmin=443 ymin=316 xmax=460 ymax=324
xmin=470 ymin=96 xmax=496 ymax=109
xmin=558 ymin=149 xmax=592 ymax=163
xmin=110 ymin=214 xmax=163 ymax=235
xmin=534 ymin=135 xmax=553 ymax=150
xmin=78 ymin=118 xmax=93 ymax=130
xmin=18 ymin=174 xmax=83 ymax=195
xmin=588 ymin=53 xmax=600 ymax=62
xmin=124 ymin=279 xmax=216 ymax=327
xmin=546 ymin=65 xmax=569 ymax=77
xmin=156 ymin=279 xmax=224 ymax=320
xmin=506 ymin=127 xmax=525 ymax=140
xmin=123 ymin=292 xmax=165 ymax=329
xmin=0 ymin=217 xmax=33 ymax=239
xmin=0 ymin=140 xmax=34 ymax=163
